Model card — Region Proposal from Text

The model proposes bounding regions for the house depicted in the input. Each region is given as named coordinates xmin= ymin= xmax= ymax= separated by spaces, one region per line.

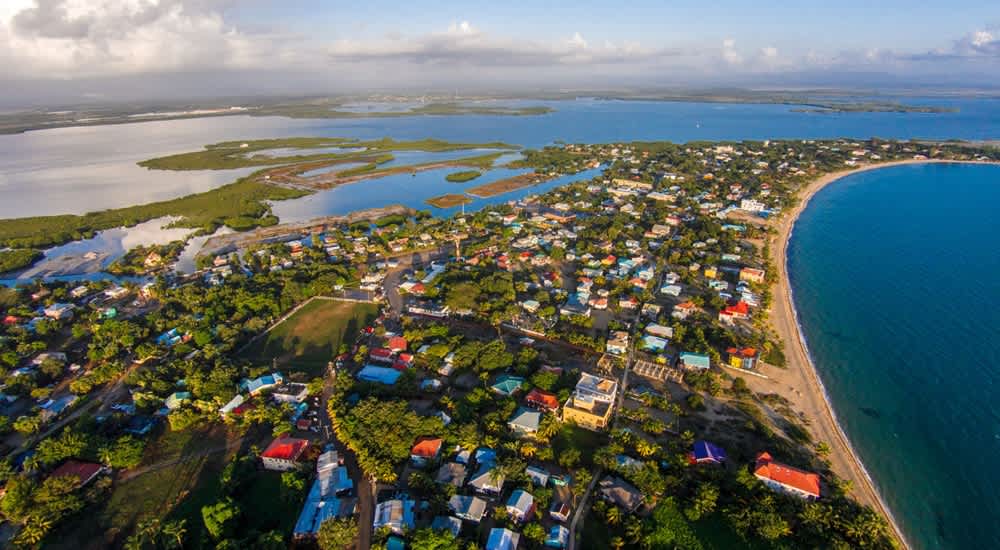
xmin=719 ymin=301 xmax=750 ymax=324
xmin=689 ymin=440 xmax=728 ymax=465
xmin=506 ymin=489 xmax=536 ymax=523
xmin=672 ymin=301 xmax=697 ymax=320
xmin=369 ymin=347 xmax=395 ymax=363
xmin=261 ymin=436 xmax=310 ymax=471
xmin=242 ymin=372 xmax=285 ymax=395
xmin=754 ymin=452 xmax=821 ymax=500
xmin=562 ymin=373 xmax=618 ymax=431
xmin=410 ymin=437 xmax=444 ymax=468
xmin=546 ymin=525 xmax=570 ymax=548
xmin=219 ymin=394 xmax=245 ymax=418
xmin=431 ymin=516 xmax=463 ymax=537
xmin=526 ymin=465 xmax=550 ymax=486
xmin=387 ymin=336 xmax=408 ymax=352
xmin=491 ymin=374 xmax=525 ymax=396
xmin=163 ymin=391 xmax=191 ymax=411
xmin=468 ymin=466 xmax=505 ymax=496
xmin=606 ymin=330 xmax=630 ymax=355
xmin=449 ymin=495 xmax=487 ymax=523
xmin=357 ymin=365 xmax=402 ymax=385
xmin=678 ymin=352 xmax=711 ymax=371
xmin=373 ymin=499 xmax=416 ymax=535
xmin=43 ymin=303 xmax=75 ymax=320
xmin=549 ymin=500 xmax=571 ymax=522
xmin=435 ymin=462 xmax=468 ymax=487
xmin=727 ymin=347 xmax=760 ymax=370
xmin=644 ymin=324 xmax=673 ymax=339
xmin=508 ymin=407 xmax=541 ymax=436
xmin=598 ymin=476 xmax=644 ymax=513
xmin=487 ymin=528 xmax=521 ymax=550
xmin=525 ymin=388 xmax=560 ymax=412
xmin=735 ymin=266 xmax=764 ymax=284
xmin=51 ymin=460 xmax=104 ymax=487
xmin=272 ymin=383 xmax=309 ymax=403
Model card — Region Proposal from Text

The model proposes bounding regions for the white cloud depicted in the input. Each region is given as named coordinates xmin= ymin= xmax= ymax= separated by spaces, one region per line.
xmin=721 ymin=38 xmax=742 ymax=64
xmin=568 ymin=32 xmax=587 ymax=49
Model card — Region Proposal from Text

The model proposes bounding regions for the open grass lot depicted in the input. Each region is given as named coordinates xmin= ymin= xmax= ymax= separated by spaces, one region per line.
xmin=242 ymin=298 xmax=378 ymax=375
xmin=51 ymin=426 xmax=236 ymax=550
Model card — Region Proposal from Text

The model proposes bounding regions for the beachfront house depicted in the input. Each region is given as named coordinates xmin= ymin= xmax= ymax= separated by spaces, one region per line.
xmin=753 ymin=452 xmax=821 ymax=500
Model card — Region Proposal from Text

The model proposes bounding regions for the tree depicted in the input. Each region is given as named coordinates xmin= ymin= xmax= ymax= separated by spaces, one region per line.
xmin=522 ymin=523 xmax=546 ymax=545
xmin=201 ymin=498 xmax=241 ymax=540
xmin=410 ymin=527 xmax=461 ymax=550
xmin=317 ymin=517 xmax=358 ymax=550
xmin=684 ymin=482 xmax=719 ymax=521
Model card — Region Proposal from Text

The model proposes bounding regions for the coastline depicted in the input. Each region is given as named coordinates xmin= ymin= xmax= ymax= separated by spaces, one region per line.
xmin=765 ymin=159 xmax=993 ymax=550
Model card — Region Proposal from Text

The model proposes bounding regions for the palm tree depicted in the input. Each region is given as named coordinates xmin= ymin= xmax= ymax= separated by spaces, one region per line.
xmin=625 ymin=517 xmax=644 ymax=543
xmin=605 ymin=505 xmax=622 ymax=526
xmin=610 ymin=536 xmax=626 ymax=550
xmin=161 ymin=520 xmax=188 ymax=549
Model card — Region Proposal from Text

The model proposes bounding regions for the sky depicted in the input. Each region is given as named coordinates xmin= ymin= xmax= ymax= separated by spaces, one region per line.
xmin=1 ymin=0 xmax=999 ymax=107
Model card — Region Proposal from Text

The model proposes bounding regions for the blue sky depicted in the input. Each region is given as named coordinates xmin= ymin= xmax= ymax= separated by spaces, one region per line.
xmin=1 ymin=0 xmax=998 ymax=105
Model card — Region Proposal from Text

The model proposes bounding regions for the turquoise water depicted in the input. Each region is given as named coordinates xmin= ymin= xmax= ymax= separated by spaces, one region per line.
xmin=787 ymin=163 xmax=1000 ymax=550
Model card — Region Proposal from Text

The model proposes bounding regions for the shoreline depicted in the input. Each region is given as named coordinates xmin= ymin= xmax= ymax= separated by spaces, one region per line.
xmin=768 ymin=159 xmax=998 ymax=550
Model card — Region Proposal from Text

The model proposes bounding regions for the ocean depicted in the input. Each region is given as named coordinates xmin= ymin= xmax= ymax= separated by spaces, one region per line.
xmin=787 ymin=163 xmax=1000 ymax=550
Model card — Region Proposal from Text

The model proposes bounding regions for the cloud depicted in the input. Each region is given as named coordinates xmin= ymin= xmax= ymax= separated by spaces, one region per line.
xmin=721 ymin=38 xmax=742 ymax=64
xmin=0 ymin=0 xmax=298 ymax=79
xmin=326 ymin=23 xmax=669 ymax=68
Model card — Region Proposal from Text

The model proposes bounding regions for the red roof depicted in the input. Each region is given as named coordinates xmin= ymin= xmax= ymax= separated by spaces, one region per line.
xmin=410 ymin=437 xmax=443 ymax=458
xmin=526 ymin=388 xmax=560 ymax=411
xmin=387 ymin=336 xmax=408 ymax=352
xmin=727 ymin=347 xmax=758 ymax=358
xmin=296 ymin=418 xmax=312 ymax=430
xmin=370 ymin=347 xmax=394 ymax=360
xmin=51 ymin=460 xmax=103 ymax=486
xmin=723 ymin=301 xmax=750 ymax=315
xmin=232 ymin=401 xmax=256 ymax=416
xmin=261 ymin=436 xmax=310 ymax=462
xmin=754 ymin=452 xmax=821 ymax=497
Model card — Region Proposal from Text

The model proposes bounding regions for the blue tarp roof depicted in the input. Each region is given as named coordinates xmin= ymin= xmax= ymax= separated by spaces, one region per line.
xmin=357 ymin=365 xmax=402 ymax=385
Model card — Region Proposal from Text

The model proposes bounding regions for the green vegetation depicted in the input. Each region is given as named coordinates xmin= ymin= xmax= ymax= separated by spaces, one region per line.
xmin=0 ymin=248 xmax=42 ymax=273
xmin=240 ymin=298 xmax=377 ymax=374
xmin=426 ymin=194 xmax=472 ymax=208
xmin=107 ymin=241 xmax=187 ymax=275
xmin=138 ymin=138 xmax=517 ymax=171
xmin=0 ymin=176 xmax=304 ymax=249
xmin=445 ymin=170 xmax=482 ymax=182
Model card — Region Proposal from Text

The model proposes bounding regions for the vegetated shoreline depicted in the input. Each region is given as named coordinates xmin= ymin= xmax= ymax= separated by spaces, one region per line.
xmin=425 ymin=194 xmax=472 ymax=208
xmin=465 ymin=172 xmax=553 ymax=198
xmin=772 ymin=159 xmax=999 ymax=550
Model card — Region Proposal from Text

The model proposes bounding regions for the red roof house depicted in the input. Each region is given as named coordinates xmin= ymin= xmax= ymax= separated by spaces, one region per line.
xmin=387 ymin=336 xmax=408 ymax=352
xmin=719 ymin=301 xmax=750 ymax=324
xmin=410 ymin=437 xmax=443 ymax=467
xmin=51 ymin=460 xmax=104 ymax=487
xmin=369 ymin=347 xmax=395 ymax=363
xmin=525 ymin=388 xmax=560 ymax=412
xmin=261 ymin=436 xmax=310 ymax=471
xmin=753 ymin=452 xmax=820 ymax=499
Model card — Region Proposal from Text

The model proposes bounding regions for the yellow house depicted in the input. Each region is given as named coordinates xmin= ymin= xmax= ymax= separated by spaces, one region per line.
xmin=739 ymin=267 xmax=766 ymax=284
xmin=704 ymin=266 xmax=718 ymax=279
xmin=562 ymin=396 xmax=612 ymax=431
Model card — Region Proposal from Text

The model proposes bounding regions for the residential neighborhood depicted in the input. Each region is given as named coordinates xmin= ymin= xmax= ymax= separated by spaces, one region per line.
xmin=1 ymin=137 xmax=985 ymax=549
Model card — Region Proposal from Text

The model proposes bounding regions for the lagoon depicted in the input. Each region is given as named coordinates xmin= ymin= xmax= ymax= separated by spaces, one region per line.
xmin=3 ymin=97 xmax=1000 ymax=219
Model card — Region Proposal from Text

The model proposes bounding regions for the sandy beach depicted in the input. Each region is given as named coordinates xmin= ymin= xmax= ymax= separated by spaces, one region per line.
xmin=753 ymin=159 xmax=979 ymax=550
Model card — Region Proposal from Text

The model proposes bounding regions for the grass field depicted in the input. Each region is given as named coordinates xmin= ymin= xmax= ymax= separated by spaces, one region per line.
xmin=242 ymin=298 xmax=378 ymax=374
xmin=52 ymin=426 xmax=236 ymax=550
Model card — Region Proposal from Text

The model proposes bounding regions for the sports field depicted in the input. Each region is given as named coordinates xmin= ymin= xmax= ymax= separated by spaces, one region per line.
xmin=242 ymin=298 xmax=377 ymax=374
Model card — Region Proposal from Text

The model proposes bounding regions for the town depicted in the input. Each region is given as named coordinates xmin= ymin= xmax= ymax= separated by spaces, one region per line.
xmin=0 ymin=138 xmax=996 ymax=549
